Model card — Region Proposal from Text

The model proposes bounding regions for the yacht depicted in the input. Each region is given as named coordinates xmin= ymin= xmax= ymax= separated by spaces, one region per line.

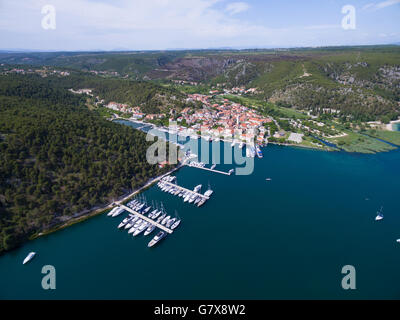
xmin=112 ymin=207 xmax=124 ymax=217
xmin=197 ymin=198 xmax=207 ymax=207
xmin=204 ymin=189 xmax=214 ymax=197
xmin=239 ymin=142 xmax=244 ymax=149
xmin=133 ymin=222 xmax=149 ymax=237
xmin=144 ymin=224 xmax=156 ymax=236
xmin=189 ymin=194 xmax=197 ymax=204
xmin=128 ymin=220 xmax=142 ymax=234
xmin=166 ymin=218 xmax=176 ymax=228
xmin=23 ymin=252 xmax=36 ymax=265
xmin=211 ymin=164 xmax=216 ymax=170
xmin=161 ymin=216 xmax=171 ymax=225
xmin=256 ymin=145 xmax=263 ymax=158
xmin=107 ymin=207 xmax=118 ymax=216
xmin=143 ymin=206 xmax=151 ymax=214
xmin=194 ymin=185 xmax=202 ymax=193
xmin=124 ymin=216 xmax=139 ymax=229
xmin=118 ymin=214 xmax=134 ymax=229
xmin=148 ymin=231 xmax=166 ymax=247
xmin=171 ymin=220 xmax=181 ymax=230
xmin=152 ymin=210 xmax=161 ymax=219
xmin=375 ymin=207 xmax=384 ymax=221
xmin=231 ymin=141 xmax=236 ymax=147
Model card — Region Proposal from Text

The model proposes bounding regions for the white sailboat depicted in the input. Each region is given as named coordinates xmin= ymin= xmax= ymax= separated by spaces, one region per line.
xmin=23 ymin=252 xmax=36 ymax=265
xmin=375 ymin=206 xmax=384 ymax=221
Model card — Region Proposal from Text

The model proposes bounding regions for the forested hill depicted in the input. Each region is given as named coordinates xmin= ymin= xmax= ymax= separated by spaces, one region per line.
xmin=0 ymin=75 xmax=173 ymax=253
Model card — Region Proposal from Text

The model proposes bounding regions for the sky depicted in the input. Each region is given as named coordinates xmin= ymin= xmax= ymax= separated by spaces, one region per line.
xmin=0 ymin=0 xmax=399 ymax=51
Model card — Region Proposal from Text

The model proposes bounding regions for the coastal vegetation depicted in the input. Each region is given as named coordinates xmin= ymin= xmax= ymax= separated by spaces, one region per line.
xmin=0 ymin=75 xmax=174 ymax=253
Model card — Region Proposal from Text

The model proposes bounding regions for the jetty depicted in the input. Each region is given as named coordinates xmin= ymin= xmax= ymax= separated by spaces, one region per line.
xmin=160 ymin=181 xmax=210 ymax=200
xmin=119 ymin=204 xmax=174 ymax=234
xmin=187 ymin=163 xmax=234 ymax=176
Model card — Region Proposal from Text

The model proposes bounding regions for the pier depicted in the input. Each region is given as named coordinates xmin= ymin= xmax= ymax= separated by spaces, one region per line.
xmin=119 ymin=204 xmax=174 ymax=234
xmin=187 ymin=163 xmax=233 ymax=176
xmin=161 ymin=180 xmax=210 ymax=200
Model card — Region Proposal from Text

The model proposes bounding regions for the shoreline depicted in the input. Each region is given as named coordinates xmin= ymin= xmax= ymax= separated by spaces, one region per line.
xmin=23 ymin=119 xmax=399 ymax=247
xmin=30 ymin=163 xmax=183 ymax=242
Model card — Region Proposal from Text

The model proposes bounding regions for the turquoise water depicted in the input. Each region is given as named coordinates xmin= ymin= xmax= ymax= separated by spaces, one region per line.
xmin=1 ymin=122 xmax=400 ymax=299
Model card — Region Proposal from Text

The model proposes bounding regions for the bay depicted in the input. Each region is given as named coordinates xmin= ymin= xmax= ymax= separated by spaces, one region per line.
xmin=1 ymin=121 xmax=400 ymax=299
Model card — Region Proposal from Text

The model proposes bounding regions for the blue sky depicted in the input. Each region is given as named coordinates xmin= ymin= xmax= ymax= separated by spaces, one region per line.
xmin=0 ymin=0 xmax=399 ymax=51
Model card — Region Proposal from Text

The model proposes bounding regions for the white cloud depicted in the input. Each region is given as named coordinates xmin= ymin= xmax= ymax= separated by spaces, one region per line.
xmin=362 ymin=3 xmax=375 ymax=10
xmin=0 ymin=0 xmax=398 ymax=50
xmin=362 ymin=0 xmax=400 ymax=10
xmin=225 ymin=2 xmax=250 ymax=15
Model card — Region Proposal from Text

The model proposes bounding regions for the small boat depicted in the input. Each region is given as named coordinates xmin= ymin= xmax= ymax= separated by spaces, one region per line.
xmin=133 ymin=222 xmax=149 ymax=237
xmin=149 ymin=209 xmax=158 ymax=219
xmin=231 ymin=141 xmax=235 ymax=147
xmin=239 ymin=142 xmax=244 ymax=149
xmin=118 ymin=215 xmax=133 ymax=229
xmin=189 ymin=195 xmax=196 ymax=204
xmin=23 ymin=252 xmax=36 ymax=265
xmin=211 ymin=164 xmax=216 ymax=170
xmin=171 ymin=220 xmax=181 ymax=230
xmin=157 ymin=213 xmax=166 ymax=223
xmin=152 ymin=210 xmax=161 ymax=219
xmin=112 ymin=207 xmax=124 ymax=217
xmin=194 ymin=185 xmax=202 ymax=193
xmin=161 ymin=215 xmax=171 ymax=225
xmin=256 ymin=145 xmax=263 ymax=158
xmin=107 ymin=207 xmax=118 ymax=216
xmin=142 ymin=206 xmax=151 ymax=214
xmin=266 ymin=178 xmax=272 ymax=181
xmin=197 ymin=198 xmax=207 ymax=207
xmin=144 ymin=224 xmax=156 ymax=236
xmin=148 ymin=231 xmax=166 ymax=247
xmin=124 ymin=216 xmax=139 ymax=229
xmin=375 ymin=206 xmax=384 ymax=221
xmin=396 ymin=239 xmax=400 ymax=243
xmin=166 ymin=218 xmax=176 ymax=228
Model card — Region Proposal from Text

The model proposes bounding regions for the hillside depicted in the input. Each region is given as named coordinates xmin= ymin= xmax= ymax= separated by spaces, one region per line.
xmin=0 ymin=75 xmax=174 ymax=253
xmin=1 ymin=46 xmax=399 ymax=120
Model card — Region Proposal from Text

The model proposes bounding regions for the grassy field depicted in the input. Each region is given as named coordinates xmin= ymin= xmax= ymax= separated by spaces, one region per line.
xmin=327 ymin=131 xmax=396 ymax=153
xmin=365 ymin=130 xmax=400 ymax=146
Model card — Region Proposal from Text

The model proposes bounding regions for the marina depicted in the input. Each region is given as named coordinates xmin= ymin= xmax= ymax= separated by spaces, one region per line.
xmin=157 ymin=175 xmax=212 ymax=207
xmin=2 ymin=143 xmax=400 ymax=299
xmin=119 ymin=205 xmax=174 ymax=234
xmin=187 ymin=161 xmax=234 ymax=176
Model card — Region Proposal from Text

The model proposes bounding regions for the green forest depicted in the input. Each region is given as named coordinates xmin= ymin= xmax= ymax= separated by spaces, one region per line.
xmin=0 ymin=75 xmax=174 ymax=253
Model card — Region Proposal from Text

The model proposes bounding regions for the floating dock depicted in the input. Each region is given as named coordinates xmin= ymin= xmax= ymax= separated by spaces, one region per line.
xmin=160 ymin=180 xmax=210 ymax=200
xmin=187 ymin=163 xmax=234 ymax=176
xmin=119 ymin=204 xmax=174 ymax=234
